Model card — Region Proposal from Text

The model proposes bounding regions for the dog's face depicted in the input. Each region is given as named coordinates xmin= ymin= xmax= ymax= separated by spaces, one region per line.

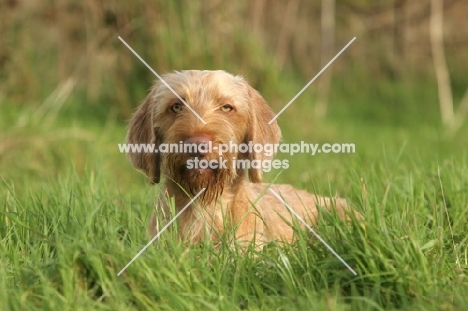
xmin=127 ymin=70 xmax=281 ymax=202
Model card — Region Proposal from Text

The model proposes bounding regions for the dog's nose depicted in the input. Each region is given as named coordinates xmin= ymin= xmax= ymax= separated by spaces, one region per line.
xmin=184 ymin=134 xmax=212 ymax=157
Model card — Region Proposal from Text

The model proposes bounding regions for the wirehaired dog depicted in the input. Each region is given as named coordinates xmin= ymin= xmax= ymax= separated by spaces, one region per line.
xmin=126 ymin=70 xmax=355 ymax=247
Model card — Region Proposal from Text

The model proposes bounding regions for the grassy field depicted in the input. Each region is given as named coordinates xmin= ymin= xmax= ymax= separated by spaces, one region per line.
xmin=1 ymin=74 xmax=467 ymax=310
xmin=2 ymin=1 xmax=468 ymax=309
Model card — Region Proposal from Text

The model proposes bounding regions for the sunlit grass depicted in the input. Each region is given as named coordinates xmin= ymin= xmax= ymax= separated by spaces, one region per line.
xmin=1 ymin=100 xmax=467 ymax=310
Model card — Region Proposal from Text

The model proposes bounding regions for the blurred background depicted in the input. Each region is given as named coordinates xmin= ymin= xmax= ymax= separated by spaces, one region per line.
xmin=1 ymin=0 xmax=467 ymax=190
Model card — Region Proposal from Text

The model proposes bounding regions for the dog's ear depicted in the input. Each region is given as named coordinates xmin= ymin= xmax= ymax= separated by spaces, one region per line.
xmin=126 ymin=90 xmax=161 ymax=184
xmin=244 ymin=82 xmax=281 ymax=183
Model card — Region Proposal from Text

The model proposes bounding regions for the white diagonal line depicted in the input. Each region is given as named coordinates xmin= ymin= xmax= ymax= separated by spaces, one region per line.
xmin=269 ymin=188 xmax=357 ymax=275
xmin=118 ymin=36 xmax=207 ymax=124
xmin=268 ymin=37 xmax=356 ymax=124
xmin=117 ymin=188 xmax=206 ymax=276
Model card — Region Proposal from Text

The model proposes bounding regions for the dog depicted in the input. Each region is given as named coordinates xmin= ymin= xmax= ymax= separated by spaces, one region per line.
xmin=126 ymin=70 xmax=355 ymax=247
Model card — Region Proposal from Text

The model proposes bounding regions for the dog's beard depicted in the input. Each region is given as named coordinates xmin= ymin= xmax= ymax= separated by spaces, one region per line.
xmin=163 ymin=152 xmax=237 ymax=204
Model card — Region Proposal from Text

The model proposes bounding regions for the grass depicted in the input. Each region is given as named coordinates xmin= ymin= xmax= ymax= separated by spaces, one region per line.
xmin=2 ymin=0 xmax=468 ymax=308
xmin=1 ymin=85 xmax=468 ymax=310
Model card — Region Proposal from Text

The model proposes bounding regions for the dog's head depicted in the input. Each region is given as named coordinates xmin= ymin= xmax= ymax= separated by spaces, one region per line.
xmin=127 ymin=70 xmax=281 ymax=200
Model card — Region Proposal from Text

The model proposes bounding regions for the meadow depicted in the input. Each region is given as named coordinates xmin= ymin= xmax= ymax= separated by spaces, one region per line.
xmin=1 ymin=1 xmax=468 ymax=310
xmin=1 ymin=75 xmax=467 ymax=310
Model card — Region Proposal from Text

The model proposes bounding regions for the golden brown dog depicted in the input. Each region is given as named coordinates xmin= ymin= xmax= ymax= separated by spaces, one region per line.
xmin=126 ymin=70 xmax=354 ymax=246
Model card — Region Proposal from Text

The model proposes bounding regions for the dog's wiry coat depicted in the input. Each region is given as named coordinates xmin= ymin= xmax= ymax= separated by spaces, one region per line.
xmin=127 ymin=70 xmax=355 ymax=246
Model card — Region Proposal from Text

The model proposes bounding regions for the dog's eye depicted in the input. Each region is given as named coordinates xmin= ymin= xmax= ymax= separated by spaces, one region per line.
xmin=221 ymin=104 xmax=233 ymax=112
xmin=171 ymin=102 xmax=183 ymax=113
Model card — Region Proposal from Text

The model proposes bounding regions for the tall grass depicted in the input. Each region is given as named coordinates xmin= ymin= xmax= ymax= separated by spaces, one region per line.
xmin=1 ymin=98 xmax=467 ymax=309
xmin=1 ymin=1 xmax=468 ymax=309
